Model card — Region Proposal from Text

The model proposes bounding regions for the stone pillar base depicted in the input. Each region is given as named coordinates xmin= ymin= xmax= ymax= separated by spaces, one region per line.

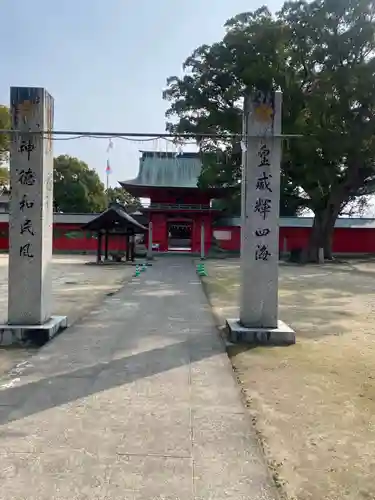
xmin=226 ymin=319 xmax=295 ymax=345
xmin=0 ymin=316 xmax=68 ymax=347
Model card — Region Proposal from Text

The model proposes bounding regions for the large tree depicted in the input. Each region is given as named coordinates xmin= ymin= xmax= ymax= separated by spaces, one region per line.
xmin=54 ymin=155 xmax=107 ymax=213
xmin=0 ymin=167 xmax=9 ymax=189
xmin=106 ymin=186 xmax=142 ymax=212
xmin=164 ymin=0 xmax=375 ymax=260
xmin=0 ymin=105 xmax=10 ymax=165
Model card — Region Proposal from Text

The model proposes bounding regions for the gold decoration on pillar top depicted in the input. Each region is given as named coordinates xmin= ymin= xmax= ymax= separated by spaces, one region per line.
xmin=252 ymin=89 xmax=275 ymax=125
xmin=254 ymin=103 xmax=274 ymax=123
xmin=15 ymin=99 xmax=36 ymax=125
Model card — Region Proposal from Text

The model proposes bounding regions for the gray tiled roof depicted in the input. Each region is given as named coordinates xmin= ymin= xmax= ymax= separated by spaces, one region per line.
xmin=122 ymin=153 xmax=202 ymax=188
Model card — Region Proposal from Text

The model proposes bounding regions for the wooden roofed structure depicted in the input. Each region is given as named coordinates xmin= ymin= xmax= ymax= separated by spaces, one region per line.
xmin=82 ymin=202 xmax=147 ymax=263
xmin=119 ymin=151 xmax=228 ymax=254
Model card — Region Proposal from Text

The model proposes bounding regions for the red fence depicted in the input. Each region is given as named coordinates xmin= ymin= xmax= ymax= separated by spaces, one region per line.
xmin=0 ymin=220 xmax=374 ymax=254
xmin=214 ymin=225 xmax=375 ymax=254
xmin=0 ymin=222 xmax=128 ymax=253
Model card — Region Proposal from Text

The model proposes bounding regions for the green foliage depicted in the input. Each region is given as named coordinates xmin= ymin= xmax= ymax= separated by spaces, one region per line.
xmin=164 ymin=0 xmax=375 ymax=258
xmin=54 ymin=155 xmax=107 ymax=213
xmin=199 ymin=148 xmax=302 ymax=216
xmin=163 ymin=5 xmax=304 ymax=216
xmin=0 ymin=166 xmax=9 ymax=188
xmin=106 ymin=186 xmax=141 ymax=211
xmin=280 ymin=0 xmax=375 ymax=205
xmin=0 ymin=105 xmax=10 ymax=164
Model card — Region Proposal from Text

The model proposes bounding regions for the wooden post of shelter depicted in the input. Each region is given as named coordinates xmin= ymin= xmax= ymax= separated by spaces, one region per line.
xmin=125 ymin=234 xmax=130 ymax=261
xmin=97 ymin=232 xmax=102 ymax=263
xmin=130 ymin=233 xmax=135 ymax=262
xmin=104 ymin=230 xmax=109 ymax=260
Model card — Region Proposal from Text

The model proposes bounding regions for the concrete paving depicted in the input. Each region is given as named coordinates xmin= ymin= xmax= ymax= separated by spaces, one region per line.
xmin=0 ymin=255 xmax=135 ymax=326
xmin=0 ymin=255 xmax=134 ymax=375
xmin=0 ymin=257 xmax=277 ymax=500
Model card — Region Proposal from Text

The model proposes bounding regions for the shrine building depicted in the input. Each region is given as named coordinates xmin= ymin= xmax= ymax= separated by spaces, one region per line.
xmin=119 ymin=151 xmax=228 ymax=253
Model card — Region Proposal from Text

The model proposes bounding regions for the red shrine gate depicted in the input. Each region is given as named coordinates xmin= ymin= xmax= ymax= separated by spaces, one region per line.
xmin=119 ymin=151 xmax=224 ymax=253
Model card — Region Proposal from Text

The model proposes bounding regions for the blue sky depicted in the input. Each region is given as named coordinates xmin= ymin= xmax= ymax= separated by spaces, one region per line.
xmin=1 ymin=0 xmax=282 ymax=187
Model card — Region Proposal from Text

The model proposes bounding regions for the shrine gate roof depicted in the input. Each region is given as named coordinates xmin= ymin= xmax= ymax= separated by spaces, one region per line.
xmin=120 ymin=152 xmax=202 ymax=189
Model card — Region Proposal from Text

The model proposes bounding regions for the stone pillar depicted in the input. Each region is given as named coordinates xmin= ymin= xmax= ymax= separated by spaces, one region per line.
xmin=147 ymin=222 xmax=153 ymax=260
xmin=8 ymin=87 xmax=54 ymax=325
xmin=4 ymin=87 xmax=67 ymax=341
xmin=318 ymin=247 xmax=324 ymax=264
xmin=226 ymin=89 xmax=295 ymax=345
xmin=200 ymin=221 xmax=205 ymax=260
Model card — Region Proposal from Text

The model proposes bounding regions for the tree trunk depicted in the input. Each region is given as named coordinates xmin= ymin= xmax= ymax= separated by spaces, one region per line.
xmin=307 ymin=201 xmax=341 ymax=263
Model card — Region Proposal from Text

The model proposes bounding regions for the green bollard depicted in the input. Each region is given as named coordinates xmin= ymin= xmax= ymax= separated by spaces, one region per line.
xmin=197 ymin=263 xmax=207 ymax=277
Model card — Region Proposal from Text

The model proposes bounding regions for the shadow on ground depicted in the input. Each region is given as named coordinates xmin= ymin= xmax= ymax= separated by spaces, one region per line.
xmin=0 ymin=333 xmax=220 ymax=427
xmin=0 ymin=268 xmax=221 ymax=429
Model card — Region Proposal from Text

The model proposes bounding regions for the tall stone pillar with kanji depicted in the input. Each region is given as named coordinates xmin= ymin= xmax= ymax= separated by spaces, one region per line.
xmin=226 ymin=89 xmax=295 ymax=345
xmin=4 ymin=87 xmax=66 ymax=343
